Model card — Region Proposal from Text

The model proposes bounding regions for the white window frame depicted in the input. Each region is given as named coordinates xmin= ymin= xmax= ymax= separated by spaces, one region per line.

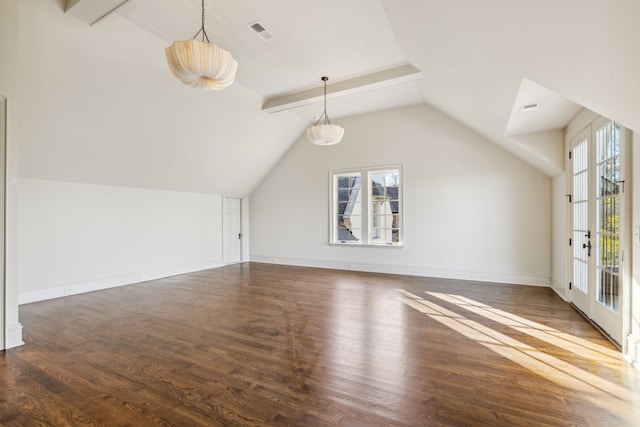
xmin=329 ymin=165 xmax=403 ymax=247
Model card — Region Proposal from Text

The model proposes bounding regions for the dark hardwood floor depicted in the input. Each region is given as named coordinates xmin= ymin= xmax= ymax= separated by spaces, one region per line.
xmin=2 ymin=263 xmax=639 ymax=426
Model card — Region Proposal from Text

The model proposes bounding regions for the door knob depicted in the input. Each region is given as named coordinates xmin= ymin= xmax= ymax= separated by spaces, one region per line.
xmin=582 ymin=240 xmax=592 ymax=257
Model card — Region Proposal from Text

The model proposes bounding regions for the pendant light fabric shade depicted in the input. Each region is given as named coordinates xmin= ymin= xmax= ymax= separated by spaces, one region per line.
xmin=165 ymin=0 xmax=237 ymax=91
xmin=165 ymin=39 xmax=238 ymax=90
xmin=306 ymin=124 xmax=344 ymax=146
xmin=307 ymin=76 xmax=344 ymax=145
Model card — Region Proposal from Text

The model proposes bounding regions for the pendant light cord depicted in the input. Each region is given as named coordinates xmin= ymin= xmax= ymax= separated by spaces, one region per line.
xmin=323 ymin=78 xmax=328 ymax=124
xmin=193 ymin=0 xmax=210 ymax=43
xmin=313 ymin=76 xmax=332 ymax=126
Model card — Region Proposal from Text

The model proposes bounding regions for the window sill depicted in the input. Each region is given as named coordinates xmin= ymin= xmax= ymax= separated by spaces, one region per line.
xmin=329 ymin=242 xmax=404 ymax=248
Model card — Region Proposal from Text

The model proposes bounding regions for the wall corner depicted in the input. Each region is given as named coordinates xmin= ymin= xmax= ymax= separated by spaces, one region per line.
xmin=5 ymin=322 xmax=23 ymax=349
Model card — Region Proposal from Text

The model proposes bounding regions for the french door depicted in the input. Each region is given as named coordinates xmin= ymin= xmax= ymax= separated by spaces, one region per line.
xmin=570 ymin=117 xmax=627 ymax=345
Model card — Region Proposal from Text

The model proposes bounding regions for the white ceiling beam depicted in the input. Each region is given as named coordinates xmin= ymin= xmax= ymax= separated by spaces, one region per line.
xmin=262 ymin=64 xmax=423 ymax=114
xmin=65 ymin=0 xmax=131 ymax=26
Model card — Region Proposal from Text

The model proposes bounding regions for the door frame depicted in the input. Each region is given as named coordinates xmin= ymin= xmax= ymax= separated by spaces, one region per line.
xmin=619 ymin=124 xmax=632 ymax=352
xmin=222 ymin=196 xmax=246 ymax=265
xmin=0 ymin=96 xmax=6 ymax=349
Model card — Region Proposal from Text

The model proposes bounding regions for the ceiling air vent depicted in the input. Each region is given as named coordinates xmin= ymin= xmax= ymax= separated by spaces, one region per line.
xmin=520 ymin=103 xmax=540 ymax=112
xmin=248 ymin=21 xmax=275 ymax=41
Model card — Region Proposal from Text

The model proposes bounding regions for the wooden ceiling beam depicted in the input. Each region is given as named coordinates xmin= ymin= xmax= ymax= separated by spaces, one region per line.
xmin=262 ymin=64 xmax=423 ymax=114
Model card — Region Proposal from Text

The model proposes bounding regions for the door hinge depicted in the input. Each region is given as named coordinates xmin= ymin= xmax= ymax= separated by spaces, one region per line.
xmin=569 ymin=238 xmax=572 ymax=246
xmin=238 ymin=233 xmax=242 ymax=239
xmin=568 ymin=151 xmax=572 ymax=159
xmin=569 ymin=282 xmax=572 ymax=290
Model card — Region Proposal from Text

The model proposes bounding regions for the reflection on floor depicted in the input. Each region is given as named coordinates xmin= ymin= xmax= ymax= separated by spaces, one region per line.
xmin=3 ymin=263 xmax=640 ymax=426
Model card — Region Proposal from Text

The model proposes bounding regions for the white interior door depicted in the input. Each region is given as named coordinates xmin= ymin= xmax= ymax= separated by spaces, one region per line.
xmin=570 ymin=118 xmax=626 ymax=344
xmin=223 ymin=197 xmax=242 ymax=264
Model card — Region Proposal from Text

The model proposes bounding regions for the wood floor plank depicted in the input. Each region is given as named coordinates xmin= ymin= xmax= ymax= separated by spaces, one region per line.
xmin=3 ymin=262 xmax=640 ymax=426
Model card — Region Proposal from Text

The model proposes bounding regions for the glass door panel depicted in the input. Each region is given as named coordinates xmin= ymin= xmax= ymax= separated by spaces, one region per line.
xmin=570 ymin=128 xmax=591 ymax=315
xmin=592 ymin=120 xmax=623 ymax=343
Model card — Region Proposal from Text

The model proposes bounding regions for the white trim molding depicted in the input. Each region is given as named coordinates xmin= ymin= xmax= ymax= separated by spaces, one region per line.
xmin=5 ymin=322 xmax=23 ymax=348
xmin=626 ymin=334 xmax=640 ymax=371
xmin=550 ymin=277 xmax=568 ymax=301
xmin=249 ymin=255 xmax=550 ymax=287
xmin=19 ymin=260 xmax=223 ymax=305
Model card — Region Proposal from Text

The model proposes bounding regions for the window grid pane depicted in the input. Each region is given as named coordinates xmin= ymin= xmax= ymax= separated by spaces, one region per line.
xmin=595 ymin=122 xmax=620 ymax=313
xmin=334 ymin=173 xmax=361 ymax=242
xmin=572 ymin=138 xmax=588 ymax=294
xmin=369 ymin=170 xmax=400 ymax=244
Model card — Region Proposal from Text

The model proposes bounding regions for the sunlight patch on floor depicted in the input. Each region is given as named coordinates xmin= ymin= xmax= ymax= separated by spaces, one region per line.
xmin=396 ymin=289 xmax=640 ymax=424
xmin=427 ymin=292 xmax=621 ymax=362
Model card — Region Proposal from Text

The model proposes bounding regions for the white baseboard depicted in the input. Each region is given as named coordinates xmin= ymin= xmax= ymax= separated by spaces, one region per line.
xmin=6 ymin=322 xmax=24 ymax=348
xmin=550 ymin=277 xmax=568 ymax=301
xmin=625 ymin=334 xmax=640 ymax=371
xmin=19 ymin=260 xmax=224 ymax=305
xmin=250 ymin=255 xmax=550 ymax=287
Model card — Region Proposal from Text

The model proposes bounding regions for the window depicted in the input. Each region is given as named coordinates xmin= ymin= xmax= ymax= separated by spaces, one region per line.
xmin=330 ymin=165 xmax=402 ymax=246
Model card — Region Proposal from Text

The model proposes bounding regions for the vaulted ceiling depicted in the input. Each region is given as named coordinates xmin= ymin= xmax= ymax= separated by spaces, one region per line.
xmin=65 ymin=0 xmax=640 ymax=179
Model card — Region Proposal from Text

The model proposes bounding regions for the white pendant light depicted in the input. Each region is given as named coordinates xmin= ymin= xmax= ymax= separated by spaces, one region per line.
xmin=165 ymin=0 xmax=238 ymax=90
xmin=307 ymin=76 xmax=344 ymax=146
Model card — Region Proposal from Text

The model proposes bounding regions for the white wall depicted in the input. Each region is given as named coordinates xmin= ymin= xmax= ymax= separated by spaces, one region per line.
xmin=250 ymin=104 xmax=551 ymax=286
xmin=2 ymin=0 xmax=307 ymax=338
xmin=18 ymin=179 xmax=223 ymax=303
xmin=381 ymin=0 xmax=640 ymax=175
xmin=18 ymin=0 xmax=307 ymax=196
